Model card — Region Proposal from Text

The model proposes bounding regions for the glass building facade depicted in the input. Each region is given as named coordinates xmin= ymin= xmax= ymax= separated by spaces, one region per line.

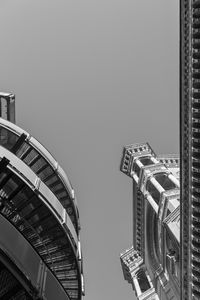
xmin=0 ymin=93 xmax=84 ymax=300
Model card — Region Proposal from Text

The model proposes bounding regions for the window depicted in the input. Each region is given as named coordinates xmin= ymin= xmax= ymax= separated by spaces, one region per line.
xmin=136 ymin=269 xmax=151 ymax=293
xmin=166 ymin=251 xmax=178 ymax=277
xmin=139 ymin=157 xmax=154 ymax=166
xmin=146 ymin=180 xmax=160 ymax=204
xmin=165 ymin=231 xmax=179 ymax=278
xmin=154 ymin=173 xmax=176 ymax=190
xmin=0 ymin=126 xmax=18 ymax=150
xmin=133 ymin=163 xmax=140 ymax=177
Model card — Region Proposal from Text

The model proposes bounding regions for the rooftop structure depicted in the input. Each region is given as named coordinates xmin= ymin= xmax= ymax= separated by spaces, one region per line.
xmin=0 ymin=92 xmax=84 ymax=300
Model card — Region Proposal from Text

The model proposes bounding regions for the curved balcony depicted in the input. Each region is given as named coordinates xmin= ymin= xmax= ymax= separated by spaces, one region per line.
xmin=0 ymin=214 xmax=69 ymax=300
xmin=0 ymin=148 xmax=82 ymax=300
xmin=0 ymin=118 xmax=79 ymax=233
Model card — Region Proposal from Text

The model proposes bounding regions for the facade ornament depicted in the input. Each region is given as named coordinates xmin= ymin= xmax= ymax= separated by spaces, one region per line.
xmin=120 ymin=143 xmax=180 ymax=299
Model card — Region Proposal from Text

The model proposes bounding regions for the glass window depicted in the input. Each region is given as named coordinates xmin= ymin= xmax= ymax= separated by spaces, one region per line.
xmin=139 ymin=157 xmax=153 ymax=166
xmin=39 ymin=166 xmax=54 ymax=181
xmin=2 ymin=178 xmax=19 ymax=198
xmin=56 ymin=190 xmax=68 ymax=199
xmin=31 ymin=157 xmax=46 ymax=173
xmin=165 ymin=231 xmax=179 ymax=278
xmin=23 ymin=148 xmax=38 ymax=165
xmin=133 ymin=163 xmax=140 ymax=177
xmin=16 ymin=142 xmax=30 ymax=158
xmin=137 ymin=269 xmax=151 ymax=292
xmin=146 ymin=180 xmax=160 ymax=204
xmin=154 ymin=173 xmax=176 ymax=190
xmin=51 ymin=183 xmax=64 ymax=193
xmin=45 ymin=174 xmax=59 ymax=186
xmin=0 ymin=126 xmax=18 ymax=150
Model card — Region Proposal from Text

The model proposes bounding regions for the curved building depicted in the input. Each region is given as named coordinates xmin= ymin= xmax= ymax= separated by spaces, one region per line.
xmin=0 ymin=93 xmax=84 ymax=300
xmin=120 ymin=143 xmax=180 ymax=300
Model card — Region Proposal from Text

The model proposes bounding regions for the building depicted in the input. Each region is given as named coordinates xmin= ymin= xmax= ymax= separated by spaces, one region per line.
xmin=0 ymin=92 xmax=84 ymax=300
xmin=120 ymin=143 xmax=180 ymax=300
xmin=120 ymin=0 xmax=200 ymax=299
xmin=180 ymin=0 xmax=200 ymax=298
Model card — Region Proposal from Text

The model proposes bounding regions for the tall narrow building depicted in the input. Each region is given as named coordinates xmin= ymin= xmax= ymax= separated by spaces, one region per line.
xmin=0 ymin=93 xmax=84 ymax=300
xmin=180 ymin=0 xmax=200 ymax=298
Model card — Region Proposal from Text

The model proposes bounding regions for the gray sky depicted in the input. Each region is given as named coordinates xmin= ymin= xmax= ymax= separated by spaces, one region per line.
xmin=0 ymin=1 xmax=179 ymax=299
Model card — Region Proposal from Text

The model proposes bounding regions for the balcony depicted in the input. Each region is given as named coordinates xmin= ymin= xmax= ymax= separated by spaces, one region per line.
xmin=0 ymin=118 xmax=79 ymax=234
xmin=0 ymin=150 xmax=82 ymax=300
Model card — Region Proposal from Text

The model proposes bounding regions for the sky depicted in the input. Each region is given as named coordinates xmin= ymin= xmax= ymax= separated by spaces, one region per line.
xmin=0 ymin=1 xmax=179 ymax=300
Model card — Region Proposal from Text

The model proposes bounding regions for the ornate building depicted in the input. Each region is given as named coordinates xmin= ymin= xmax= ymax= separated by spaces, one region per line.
xmin=120 ymin=0 xmax=200 ymax=298
xmin=120 ymin=143 xmax=180 ymax=300
xmin=0 ymin=92 xmax=84 ymax=299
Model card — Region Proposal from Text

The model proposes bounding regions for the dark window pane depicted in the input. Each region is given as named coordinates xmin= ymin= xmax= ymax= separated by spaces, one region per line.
xmin=23 ymin=149 xmax=38 ymax=165
xmin=0 ymin=126 xmax=18 ymax=150
xmin=16 ymin=142 xmax=30 ymax=158
xmin=45 ymin=174 xmax=58 ymax=186
xmin=133 ymin=163 xmax=140 ymax=177
xmin=137 ymin=269 xmax=151 ymax=292
xmin=31 ymin=157 xmax=46 ymax=173
xmin=146 ymin=180 xmax=160 ymax=204
xmin=154 ymin=173 xmax=176 ymax=190
xmin=39 ymin=166 xmax=54 ymax=181
xmin=139 ymin=157 xmax=153 ymax=166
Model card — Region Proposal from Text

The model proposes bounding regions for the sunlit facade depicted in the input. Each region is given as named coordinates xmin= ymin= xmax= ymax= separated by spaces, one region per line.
xmin=120 ymin=143 xmax=180 ymax=299
xmin=0 ymin=93 xmax=84 ymax=300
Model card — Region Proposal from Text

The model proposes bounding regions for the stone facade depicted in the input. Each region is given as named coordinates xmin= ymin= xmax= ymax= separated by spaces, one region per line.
xmin=120 ymin=143 xmax=180 ymax=300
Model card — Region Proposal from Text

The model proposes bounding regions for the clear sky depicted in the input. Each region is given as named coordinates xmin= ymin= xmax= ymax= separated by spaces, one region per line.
xmin=0 ymin=1 xmax=179 ymax=299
